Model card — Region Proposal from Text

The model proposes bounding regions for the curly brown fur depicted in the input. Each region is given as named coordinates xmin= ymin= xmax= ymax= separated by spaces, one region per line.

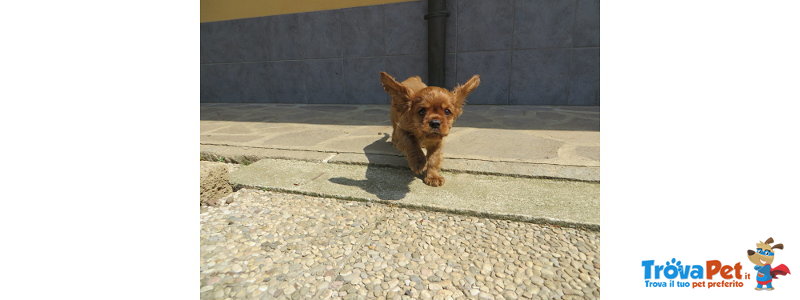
xmin=379 ymin=72 xmax=480 ymax=187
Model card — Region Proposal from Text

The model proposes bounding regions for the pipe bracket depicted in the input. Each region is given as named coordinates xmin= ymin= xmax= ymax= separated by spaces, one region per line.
xmin=424 ymin=10 xmax=450 ymax=20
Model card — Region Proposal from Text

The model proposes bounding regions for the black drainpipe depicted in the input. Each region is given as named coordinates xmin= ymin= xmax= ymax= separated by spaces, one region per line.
xmin=425 ymin=0 xmax=449 ymax=88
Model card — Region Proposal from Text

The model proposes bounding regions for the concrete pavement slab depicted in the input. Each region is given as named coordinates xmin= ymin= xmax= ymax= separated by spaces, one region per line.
xmin=229 ymin=159 xmax=599 ymax=229
xmin=329 ymin=151 xmax=599 ymax=182
xmin=201 ymin=144 xmax=334 ymax=165
xmin=201 ymin=104 xmax=600 ymax=171
xmin=202 ymin=141 xmax=599 ymax=182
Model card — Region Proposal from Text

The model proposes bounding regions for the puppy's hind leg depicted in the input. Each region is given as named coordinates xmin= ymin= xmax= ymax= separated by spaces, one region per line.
xmin=392 ymin=129 xmax=426 ymax=175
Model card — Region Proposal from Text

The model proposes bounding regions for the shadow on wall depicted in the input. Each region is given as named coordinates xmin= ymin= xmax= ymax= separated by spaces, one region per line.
xmin=199 ymin=103 xmax=599 ymax=131
xmin=329 ymin=134 xmax=419 ymax=200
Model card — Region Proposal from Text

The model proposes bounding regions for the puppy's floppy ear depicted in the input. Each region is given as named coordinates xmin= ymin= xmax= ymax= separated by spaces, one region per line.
xmin=773 ymin=243 xmax=784 ymax=250
xmin=452 ymin=75 xmax=480 ymax=115
xmin=380 ymin=72 xmax=413 ymax=99
xmin=380 ymin=72 xmax=415 ymax=112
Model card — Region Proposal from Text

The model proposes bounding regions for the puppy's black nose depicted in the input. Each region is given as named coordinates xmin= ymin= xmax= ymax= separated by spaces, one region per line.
xmin=429 ymin=119 xmax=441 ymax=128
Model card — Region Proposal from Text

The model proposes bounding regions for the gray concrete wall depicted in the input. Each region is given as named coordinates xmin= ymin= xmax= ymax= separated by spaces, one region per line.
xmin=201 ymin=0 xmax=599 ymax=105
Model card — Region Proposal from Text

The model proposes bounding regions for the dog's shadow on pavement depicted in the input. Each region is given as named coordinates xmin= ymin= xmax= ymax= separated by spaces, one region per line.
xmin=329 ymin=134 xmax=417 ymax=201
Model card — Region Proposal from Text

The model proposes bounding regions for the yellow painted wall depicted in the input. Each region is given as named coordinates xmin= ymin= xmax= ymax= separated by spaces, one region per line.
xmin=201 ymin=0 xmax=418 ymax=23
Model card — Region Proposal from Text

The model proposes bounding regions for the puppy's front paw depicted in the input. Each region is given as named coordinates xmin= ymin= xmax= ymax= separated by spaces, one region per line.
xmin=409 ymin=156 xmax=426 ymax=175
xmin=424 ymin=174 xmax=445 ymax=187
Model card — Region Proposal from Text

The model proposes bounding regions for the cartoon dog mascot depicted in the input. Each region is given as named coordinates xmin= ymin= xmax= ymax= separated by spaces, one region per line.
xmin=747 ymin=237 xmax=791 ymax=290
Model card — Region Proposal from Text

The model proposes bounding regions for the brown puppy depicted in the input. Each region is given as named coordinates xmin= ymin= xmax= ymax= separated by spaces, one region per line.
xmin=379 ymin=72 xmax=480 ymax=187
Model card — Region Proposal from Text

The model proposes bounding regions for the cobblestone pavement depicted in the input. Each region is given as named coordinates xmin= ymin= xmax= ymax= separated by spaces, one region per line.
xmin=200 ymin=189 xmax=600 ymax=300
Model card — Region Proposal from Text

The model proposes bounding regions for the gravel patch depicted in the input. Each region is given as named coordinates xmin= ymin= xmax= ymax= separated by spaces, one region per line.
xmin=200 ymin=189 xmax=599 ymax=299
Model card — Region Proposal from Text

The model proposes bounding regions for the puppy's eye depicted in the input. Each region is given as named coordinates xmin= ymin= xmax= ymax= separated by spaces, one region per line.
xmin=418 ymin=108 xmax=426 ymax=116
xmin=444 ymin=109 xmax=452 ymax=115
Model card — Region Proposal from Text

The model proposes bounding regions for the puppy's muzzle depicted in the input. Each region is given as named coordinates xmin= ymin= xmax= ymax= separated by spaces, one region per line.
xmin=429 ymin=119 xmax=441 ymax=129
